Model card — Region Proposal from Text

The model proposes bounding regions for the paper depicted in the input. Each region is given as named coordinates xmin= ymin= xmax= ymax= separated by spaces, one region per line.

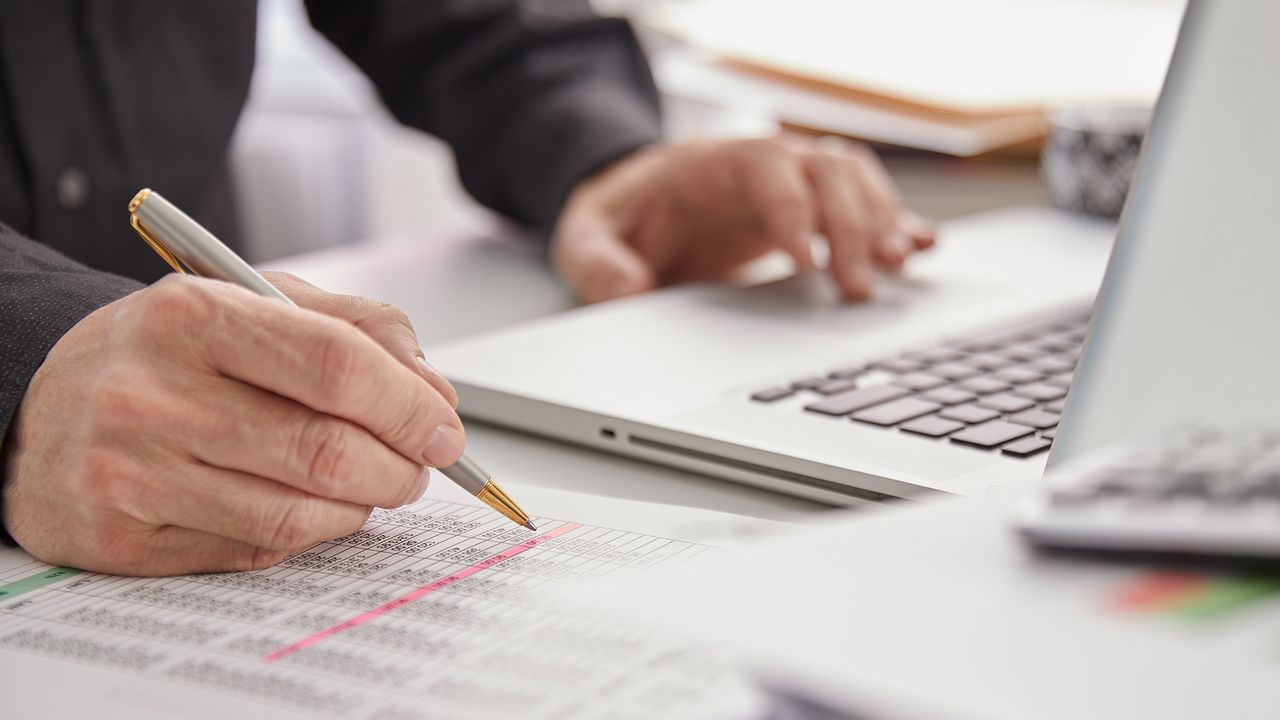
xmin=647 ymin=0 xmax=1185 ymax=115
xmin=654 ymin=50 xmax=1049 ymax=156
xmin=0 ymin=493 xmax=769 ymax=720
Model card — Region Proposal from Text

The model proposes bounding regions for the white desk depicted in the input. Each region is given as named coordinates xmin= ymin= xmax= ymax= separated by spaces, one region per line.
xmin=263 ymin=221 xmax=833 ymax=523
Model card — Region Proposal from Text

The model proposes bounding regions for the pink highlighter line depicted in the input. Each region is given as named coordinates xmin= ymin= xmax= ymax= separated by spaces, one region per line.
xmin=262 ymin=522 xmax=581 ymax=663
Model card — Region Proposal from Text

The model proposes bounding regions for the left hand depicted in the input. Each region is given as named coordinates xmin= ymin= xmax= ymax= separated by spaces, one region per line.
xmin=551 ymin=136 xmax=936 ymax=303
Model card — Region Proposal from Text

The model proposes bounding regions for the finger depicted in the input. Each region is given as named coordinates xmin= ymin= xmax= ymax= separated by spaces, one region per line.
xmin=184 ymin=381 xmax=428 ymax=508
xmin=819 ymin=140 xmax=911 ymax=271
xmin=743 ymin=141 xmax=817 ymax=271
xmin=263 ymin=272 xmax=458 ymax=409
xmin=552 ymin=206 xmax=657 ymax=303
xmin=900 ymin=211 xmax=938 ymax=250
xmin=805 ymin=152 xmax=876 ymax=300
xmin=180 ymin=281 xmax=467 ymax=468
xmin=131 ymin=461 xmax=373 ymax=554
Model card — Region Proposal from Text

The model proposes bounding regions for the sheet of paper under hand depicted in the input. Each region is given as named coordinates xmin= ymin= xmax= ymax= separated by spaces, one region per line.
xmin=0 ymin=489 xmax=773 ymax=720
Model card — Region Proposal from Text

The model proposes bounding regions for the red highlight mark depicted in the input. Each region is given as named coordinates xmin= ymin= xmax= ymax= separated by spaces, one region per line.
xmin=263 ymin=522 xmax=580 ymax=663
xmin=1107 ymin=572 xmax=1207 ymax=612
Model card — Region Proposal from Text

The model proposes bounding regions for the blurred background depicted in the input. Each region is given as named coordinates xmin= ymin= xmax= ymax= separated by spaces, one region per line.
xmin=231 ymin=0 xmax=1186 ymax=262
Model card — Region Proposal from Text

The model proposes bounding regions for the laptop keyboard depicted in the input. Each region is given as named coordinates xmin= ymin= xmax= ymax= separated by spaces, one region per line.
xmin=749 ymin=306 xmax=1092 ymax=458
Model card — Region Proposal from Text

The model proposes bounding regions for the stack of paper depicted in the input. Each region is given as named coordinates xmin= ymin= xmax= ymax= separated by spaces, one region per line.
xmin=645 ymin=0 xmax=1185 ymax=155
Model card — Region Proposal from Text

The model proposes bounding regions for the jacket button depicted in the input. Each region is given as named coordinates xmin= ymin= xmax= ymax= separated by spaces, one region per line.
xmin=55 ymin=166 xmax=91 ymax=209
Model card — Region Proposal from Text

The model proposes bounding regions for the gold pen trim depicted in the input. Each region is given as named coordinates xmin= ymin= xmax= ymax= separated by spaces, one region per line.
xmin=128 ymin=188 xmax=189 ymax=275
xmin=475 ymin=480 xmax=534 ymax=529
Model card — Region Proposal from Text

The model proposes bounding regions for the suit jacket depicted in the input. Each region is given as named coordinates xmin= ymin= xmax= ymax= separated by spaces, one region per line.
xmin=0 ymin=0 xmax=661 ymax=536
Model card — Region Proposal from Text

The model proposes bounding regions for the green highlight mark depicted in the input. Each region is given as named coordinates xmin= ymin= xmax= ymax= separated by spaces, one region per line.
xmin=1172 ymin=578 xmax=1280 ymax=622
xmin=0 ymin=567 xmax=82 ymax=602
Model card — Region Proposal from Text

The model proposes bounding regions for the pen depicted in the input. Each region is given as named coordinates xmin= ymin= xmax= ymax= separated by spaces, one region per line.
xmin=128 ymin=188 xmax=537 ymax=531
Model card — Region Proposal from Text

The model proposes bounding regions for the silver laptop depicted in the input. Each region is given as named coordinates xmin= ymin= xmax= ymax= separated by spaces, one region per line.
xmin=434 ymin=0 xmax=1266 ymax=506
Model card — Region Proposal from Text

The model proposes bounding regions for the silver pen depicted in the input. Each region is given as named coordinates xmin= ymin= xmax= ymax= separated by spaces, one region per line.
xmin=129 ymin=188 xmax=537 ymax=531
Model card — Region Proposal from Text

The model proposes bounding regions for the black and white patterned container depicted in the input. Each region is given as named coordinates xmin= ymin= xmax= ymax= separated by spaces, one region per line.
xmin=1041 ymin=107 xmax=1151 ymax=219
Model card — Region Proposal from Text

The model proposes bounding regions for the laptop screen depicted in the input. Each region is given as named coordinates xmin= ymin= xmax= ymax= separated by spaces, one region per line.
xmin=1050 ymin=0 xmax=1280 ymax=467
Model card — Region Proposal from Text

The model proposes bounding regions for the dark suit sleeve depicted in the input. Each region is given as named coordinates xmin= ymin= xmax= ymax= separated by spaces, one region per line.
xmin=0 ymin=226 xmax=143 ymax=542
xmin=304 ymin=0 xmax=663 ymax=232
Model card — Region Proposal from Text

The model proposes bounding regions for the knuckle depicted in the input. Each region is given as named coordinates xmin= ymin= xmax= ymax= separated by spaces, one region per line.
xmin=312 ymin=329 xmax=362 ymax=399
xmin=260 ymin=495 xmax=315 ymax=552
xmin=137 ymin=276 xmax=211 ymax=331
xmin=739 ymin=136 xmax=788 ymax=158
xmin=808 ymin=149 xmax=843 ymax=173
xmin=80 ymin=450 xmax=138 ymax=509
xmin=371 ymin=303 xmax=413 ymax=332
xmin=767 ymin=190 xmax=812 ymax=233
xmin=297 ymin=417 xmax=354 ymax=497
xmin=842 ymin=140 xmax=876 ymax=162
xmin=90 ymin=372 xmax=151 ymax=429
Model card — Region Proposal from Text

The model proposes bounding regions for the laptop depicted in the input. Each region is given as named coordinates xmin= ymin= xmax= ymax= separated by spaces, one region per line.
xmin=433 ymin=0 xmax=1271 ymax=506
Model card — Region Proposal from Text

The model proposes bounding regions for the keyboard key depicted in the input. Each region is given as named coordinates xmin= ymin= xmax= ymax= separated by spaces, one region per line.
xmin=948 ymin=339 xmax=1002 ymax=354
xmin=939 ymin=403 xmax=1001 ymax=424
xmin=1001 ymin=436 xmax=1053 ymax=457
xmin=891 ymin=373 xmax=947 ymax=391
xmin=1006 ymin=409 xmax=1061 ymax=429
xmin=900 ymin=415 xmax=966 ymax=437
xmin=1033 ymin=336 xmax=1079 ymax=354
xmin=791 ymin=376 xmax=828 ymax=390
xmin=870 ymin=358 xmax=926 ymax=374
xmin=750 ymin=387 xmax=794 ymax=403
xmin=991 ymin=366 xmax=1043 ymax=385
xmin=827 ymin=365 xmax=865 ymax=380
xmin=1041 ymin=427 xmax=1057 ymax=440
xmin=951 ymin=420 xmax=1035 ymax=449
xmin=955 ymin=353 xmax=1017 ymax=371
xmin=922 ymin=363 xmax=982 ymax=381
xmin=919 ymin=387 xmax=977 ymax=405
xmin=1044 ymin=398 xmax=1067 ymax=413
xmin=902 ymin=348 xmax=965 ymax=364
xmin=1028 ymin=356 xmax=1075 ymax=374
xmin=804 ymin=385 xmax=909 ymax=416
xmin=999 ymin=344 xmax=1051 ymax=362
xmin=1045 ymin=372 xmax=1074 ymax=388
xmin=1012 ymin=383 xmax=1068 ymax=402
xmin=955 ymin=376 xmax=1011 ymax=395
xmin=813 ymin=379 xmax=861 ymax=396
xmin=851 ymin=398 xmax=942 ymax=426
xmin=977 ymin=393 xmax=1036 ymax=413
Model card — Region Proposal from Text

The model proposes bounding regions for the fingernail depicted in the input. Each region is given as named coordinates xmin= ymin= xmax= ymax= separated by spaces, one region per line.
xmin=422 ymin=425 xmax=466 ymax=467
xmin=411 ymin=467 xmax=431 ymax=503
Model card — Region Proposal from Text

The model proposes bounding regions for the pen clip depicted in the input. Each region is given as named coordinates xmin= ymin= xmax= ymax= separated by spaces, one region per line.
xmin=129 ymin=213 xmax=190 ymax=275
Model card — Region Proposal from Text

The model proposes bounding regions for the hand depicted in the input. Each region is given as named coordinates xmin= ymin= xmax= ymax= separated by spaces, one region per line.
xmin=1 ymin=273 xmax=463 ymax=576
xmin=552 ymin=136 xmax=936 ymax=303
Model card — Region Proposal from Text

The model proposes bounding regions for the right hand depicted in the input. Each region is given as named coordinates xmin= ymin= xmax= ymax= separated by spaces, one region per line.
xmin=1 ymin=275 xmax=465 ymax=576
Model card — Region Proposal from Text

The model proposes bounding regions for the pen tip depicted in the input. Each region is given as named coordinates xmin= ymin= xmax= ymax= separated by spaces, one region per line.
xmin=522 ymin=520 xmax=538 ymax=531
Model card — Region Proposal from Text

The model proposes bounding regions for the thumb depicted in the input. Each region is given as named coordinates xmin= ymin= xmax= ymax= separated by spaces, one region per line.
xmin=552 ymin=216 xmax=657 ymax=303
